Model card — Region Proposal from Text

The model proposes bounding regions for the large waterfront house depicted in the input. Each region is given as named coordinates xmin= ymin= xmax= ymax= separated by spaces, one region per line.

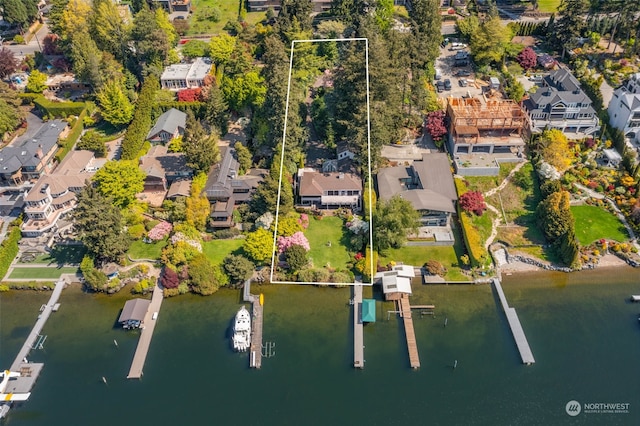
xmin=146 ymin=108 xmax=187 ymax=144
xmin=204 ymin=146 xmax=266 ymax=228
xmin=522 ymin=69 xmax=600 ymax=136
xmin=607 ymin=72 xmax=640 ymax=144
xmin=21 ymin=150 xmax=106 ymax=238
xmin=138 ymin=144 xmax=192 ymax=193
xmin=0 ymin=120 xmax=66 ymax=186
xmin=376 ymin=153 xmax=457 ymax=227
xmin=160 ymin=58 xmax=211 ymax=91
xmin=297 ymin=168 xmax=362 ymax=210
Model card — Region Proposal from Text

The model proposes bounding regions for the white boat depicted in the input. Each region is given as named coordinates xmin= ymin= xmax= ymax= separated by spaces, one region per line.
xmin=232 ymin=306 xmax=251 ymax=352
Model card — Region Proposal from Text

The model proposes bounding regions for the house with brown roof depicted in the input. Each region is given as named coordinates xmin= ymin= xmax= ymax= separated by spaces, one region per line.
xmin=297 ymin=168 xmax=362 ymax=209
xmin=138 ymin=145 xmax=192 ymax=193
xmin=21 ymin=150 xmax=106 ymax=238
xmin=376 ymin=153 xmax=457 ymax=228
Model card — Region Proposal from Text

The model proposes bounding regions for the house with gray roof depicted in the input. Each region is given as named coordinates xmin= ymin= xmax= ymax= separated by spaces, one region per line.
xmin=608 ymin=72 xmax=640 ymax=144
xmin=203 ymin=145 xmax=265 ymax=228
xmin=377 ymin=153 xmax=457 ymax=227
xmin=0 ymin=119 xmax=66 ymax=186
xmin=146 ymin=108 xmax=187 ymax=144
xmin=522 ymin=69 xmax=600 ymax=136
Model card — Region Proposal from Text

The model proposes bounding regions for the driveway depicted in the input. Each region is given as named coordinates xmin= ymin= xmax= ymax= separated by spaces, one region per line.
xmin=434 ymin=44 xmax=483 ymax=99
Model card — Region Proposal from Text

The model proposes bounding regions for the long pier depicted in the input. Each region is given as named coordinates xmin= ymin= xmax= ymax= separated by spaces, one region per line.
xmin=127 ymin=284 xmax=164 ymax=379
xmin=492 ymin=278 xmax=535 ymax=365
xmin=243 ymin=280 xmax=263 ymax=369
xmin=353 ymin=283 xmax=364 ymax=368
xmin=398 ymin=295 xmax=420 ymax=369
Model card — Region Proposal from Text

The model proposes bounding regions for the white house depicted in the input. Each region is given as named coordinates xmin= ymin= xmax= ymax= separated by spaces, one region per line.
xmin=607 ymin=72 xmax=640 ymax=144
xmin=160 ymin=57 xmax=212 ymax=91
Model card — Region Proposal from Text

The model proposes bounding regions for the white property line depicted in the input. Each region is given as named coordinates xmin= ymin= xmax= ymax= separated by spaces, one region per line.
xmin=270 ymin=37 xmax=374 ymax=285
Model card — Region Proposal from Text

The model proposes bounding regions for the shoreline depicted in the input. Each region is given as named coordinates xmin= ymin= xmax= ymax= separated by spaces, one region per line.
xmin=499 ymin=253 xmax=632 ymax=274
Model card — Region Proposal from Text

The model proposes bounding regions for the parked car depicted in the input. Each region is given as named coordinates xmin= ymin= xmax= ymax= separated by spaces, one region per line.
xmin=436 ymin=81 xmax=445 ymax=93
xmin=449 ymin=43 xmax=467 ymax=51
xmin=435 ymin=68 xmax=442 ymax=80
xmin=455 ymin=70 xmax=471 ymax=77
xmin=444 ymin=79 xmax=452 ymax=90
xmin=459 ymin=79 xmax=468 ymax=87
xmin=440 ymin=38 xmax=450 ymax=48
xmin=529 ymin=74 xmax=544 ymax=83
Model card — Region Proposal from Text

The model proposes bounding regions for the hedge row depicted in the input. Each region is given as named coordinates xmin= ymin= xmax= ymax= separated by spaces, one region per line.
xmin=0 ymin=227 xmax=22 ymax=281
xmin=454 ymin=178 xmax=488 ymax=267
xmin=56 ymin=108 xmax=87 ymax=162
xmin=121 ymin=78 xmax=158 ymax=160
xmin=156 ymin=101 xmax=206 ymax=119
xmin=34 ymin=97 xmax=87 ymax=118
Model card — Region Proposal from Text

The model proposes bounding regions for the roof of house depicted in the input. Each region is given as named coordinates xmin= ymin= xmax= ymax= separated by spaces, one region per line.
xmin=166 ymin=179 xmax=192 ymax=199
xmin=298 ymin=170 xmax=362 ymax=197
xmin=0 ymin=120 xmax=66 ymax=174
xmin=375 ymin=270 xmax=413 ymax=295
xmin=204 ymin=146 xmax=239 ymax=199
xmin=377 ymin=153 xmax=457 ymax=213
xmin=160 ymin=57 xmax=212 ymax=82
xmin=139 ymin=145 xmax=191 ymax=180
xmin=146 ymin=108 xmax=187 ymax=140
xmin=118 ymin=299 xmax=150 ymax=323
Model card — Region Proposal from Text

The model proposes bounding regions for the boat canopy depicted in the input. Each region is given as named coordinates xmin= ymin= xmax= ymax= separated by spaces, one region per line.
xmin=361 ymin=299 xmax=376 ymax=323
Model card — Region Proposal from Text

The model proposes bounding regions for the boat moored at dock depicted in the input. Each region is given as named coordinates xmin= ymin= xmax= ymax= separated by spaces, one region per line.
xmin=232 ymin=306 xmax=251 ymax=352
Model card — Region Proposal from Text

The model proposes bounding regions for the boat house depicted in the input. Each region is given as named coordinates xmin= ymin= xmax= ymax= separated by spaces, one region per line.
xmin=118 ymin=299 xmax=151 ymax=329
xmin=361 ymin=299 xmax=376 ymax=323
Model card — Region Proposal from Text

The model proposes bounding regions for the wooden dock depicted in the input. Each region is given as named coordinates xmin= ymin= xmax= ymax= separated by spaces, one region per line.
xmin=127 ymin=284 xmax=164 ymax=379
xmin=353 ymin=284 xmax=364 ymax=369
xmin=492 ymin=279 xmax=535 ymax=365
xmin=398 ymin=295 xmax=420 ymax=369
xmin=244 ymin=280 xmax=263 ymax=369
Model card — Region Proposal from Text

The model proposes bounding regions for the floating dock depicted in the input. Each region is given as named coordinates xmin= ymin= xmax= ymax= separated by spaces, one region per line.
xmin=492 ymin=278 xmax=535 ymax=365
xmin=243 ymin=280 xmax=263 ymax=369
xmin=127 ymin=284 xmax=164 ymax=379
xmin=398 ymin=295 xmax=420 ymax=369
xmin=353 ymin=283 xmax=364 ymax=369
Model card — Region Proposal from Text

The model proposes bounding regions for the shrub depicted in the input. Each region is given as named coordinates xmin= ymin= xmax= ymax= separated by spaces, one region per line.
xmin=160 ymin=267 xmax=180 ymax=289
xmin=277 ymin=232 xmax=310 ymax=253
xmin=0 ymin=227 xmax=21 ymax=280
xmin=212 ymin=228 xmax=240 ymax=239
xmin=128 ymin=223 xmax=146 ymax=239
xmin=459 ymin=191 xmax=487 ymax=216
xmin=425 ymin=260 xmax=446 ymax=276
xmin=148 ymin=221 xmax=172 ymax=241
xmin=458 ymin=212 xmax=487 ymax=267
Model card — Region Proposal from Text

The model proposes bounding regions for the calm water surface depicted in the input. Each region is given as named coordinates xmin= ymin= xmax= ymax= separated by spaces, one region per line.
xmin=1 ymin=267 xmax=639 ymax=426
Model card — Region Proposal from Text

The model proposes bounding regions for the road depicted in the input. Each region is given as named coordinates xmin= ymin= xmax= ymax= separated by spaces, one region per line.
xmin=2 ymin=22 xmax=49 ymax=61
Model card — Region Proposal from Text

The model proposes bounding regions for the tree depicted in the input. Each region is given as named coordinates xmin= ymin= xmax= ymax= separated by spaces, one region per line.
xmin=285 ymin=244 xmax=308 ymax=272
xmin=97 ymin=79 xmax=135 ymax=126
xmin=183 ymin=113 xmax=221 ymax=174
xmin=0 ymin=48 xmax=18 ymax=79
xmin=276 ymin=231 xmax=310 ymax=253
xmin=131 ymin=6 xmax=171 ymax=75
xmin=26 ymin=70 xmax=48 ymax=94
xmin=516 ymin=47 xmax=537 ymax=71
xmin=536 ymin=129 xmax=572 ymax=173
xmin=91 ymin=0 xmax=130 ymax=61
xmin=185 ymin=173 xmax=210 ymax=231
xmin=243 ymin=228 xmax=274 ymax=264
xmin=536 ymin=189 xmax=579 ymax=266
xmin=77 ymin=130 xmax=107 ymax=157
xmin=205 ymin=84 xmax=229 ymax=135
xmin=276 ymin=215 xmax=303 ymax=237
xmin=456 ymin=15 xmax=479 ymax=40
xmin=459 ymin=191 xmax=487 ymax=216
xmin=221 ymin=71 xmax=266 ymax=112
xmin=73 ymin=186 xmax=131 ymax=262
xmin=0 ymin=82 xmax=23 ymax=136
xmin=234 ymin=142 xmax=252 ymax=175
xmin=177 ymin=88 xmax=203 ymax=102
xmin=470 ymin=16 xmax=513 ymax=66
xmin=373 ymin=196 xmax=420 ymax=251
xmin=552 ymin=0 xmax=589 ymax=57
xmin=79 ymin=255 xmax=109 ymax=291
xmin=160 ymin=266 xmax=180 ymax=289
xmin=70 ymin=31 xmax=102 ymax=87
xmin=425 ymin=110 xmax=447 ymax=142
xmin=251 ymin=160 xmax=293 ymax=217
xmin=209 ymin=34 xmax=236 ymax=65
xmin=181 ymin=40 xmax=209 ymax=59
xmin=1 ymin=0 xmax=29 ymax=27
xmin=188 ymin=254 xmax=227 ymax=295
xmin=92 ymin=160 xmax=145 ymax=208
xmin=223 ymin=254 xmax=254 ymax=284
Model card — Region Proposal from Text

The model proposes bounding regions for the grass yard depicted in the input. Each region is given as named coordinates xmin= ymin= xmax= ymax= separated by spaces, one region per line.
xmin=203 ymin=238 xmax=245 ymax=264
xmin=571 ymin=205 xmax=628 ymax=245
xmin=18 ymin=246 xmax=87 ymax=265
xmin=9 ymin=267 xmax=79 ymax=279
xmin=128 ymin=238 xmax=169 ymax=260
xmin=378 ymin=245 xmax=470 ymax=281
xmin=305 ymin=216 xmax=351 ymax=270
xmin=188 ymin=0 xmax=266 ymax=35
xmin=536 ymin=0 xmax=561 ymax=13
xmin=462 ymin=163 xmax=517 ymax=195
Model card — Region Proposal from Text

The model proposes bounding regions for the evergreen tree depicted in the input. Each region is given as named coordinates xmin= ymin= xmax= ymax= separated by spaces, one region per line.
xmin=183 ymin=112 xmax=221 ymax=174
xmin=553 ymin=0 xmax=589 ymax=57
xmin=96 ymin=79 xmax=135 ymax=126
xmin=205 ymin=84 xmax=229 ymax=135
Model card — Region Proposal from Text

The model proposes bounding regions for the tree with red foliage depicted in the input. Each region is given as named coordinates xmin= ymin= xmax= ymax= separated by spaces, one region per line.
xmin=516 ymin=47 xmax=537 ymax=71
xmin=42 ymin=34 xmax=62 ymax=56
xmin=51 ymin=57 xmax=70 ymax=72
xmin=459 ymin=191 xmax=487 ymax=216
xmin=160 ymin=267 xmax=180 ymax=289
xmin=426 ymin=110 xmax=447 ymax=141
xmin=0 ymin=48 xmax=18 ymax=79
xmin=177 ymin=88 xmax=203 ymax=102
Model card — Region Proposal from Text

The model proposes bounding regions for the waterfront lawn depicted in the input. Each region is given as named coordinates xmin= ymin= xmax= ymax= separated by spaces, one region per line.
xmin=9 ymin=266 xmax=79 ymax=279
xmin=571 ymin=205 xmax=628 ymax=245
xmin=19 ymin=245 xmax=87 ymax=266
xmin=203 ymin=238 xmax=244 ymax=265
xmin=461 ymin=163 xmax=517 ymax=195
xmin=306 ymin=216 xmax=350 ymax=270
xmin=188 ymin=0 xmax=266 ymax=35
xmin=128 ymin=238 xmax=168 ymax=260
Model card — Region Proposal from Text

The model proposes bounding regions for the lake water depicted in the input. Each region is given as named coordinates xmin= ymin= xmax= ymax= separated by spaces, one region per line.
xmin=1 ymin=266 xmax=639 ymax=425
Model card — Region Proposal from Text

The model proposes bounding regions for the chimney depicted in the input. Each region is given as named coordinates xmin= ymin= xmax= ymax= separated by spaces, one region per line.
xmin=36 ymin=144 xmax=43 ymax=159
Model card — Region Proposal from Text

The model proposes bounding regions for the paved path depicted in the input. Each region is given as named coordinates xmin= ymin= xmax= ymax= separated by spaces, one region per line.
xmin=127 ymin=284 xmax=164 ymax=379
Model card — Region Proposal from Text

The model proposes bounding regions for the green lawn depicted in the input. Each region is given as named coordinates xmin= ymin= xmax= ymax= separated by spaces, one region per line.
xmin=536 ymin=0 xmax=561 ymax=13
xmin=128 ymin=238 xmax=168 ymax=260
xmin=203 ymin=238 xmax=245 ymax=264
xmin=188 ymin=0 xmax=266 ymax=35
xmin=9 ymin=267 xmax=79 ymax=279
xmin=18 ymin=246 xmax=87 ymax=265
xmin=571 ymin=205 xmax=629 ymax=245
xmin=305 ymin=216 xmax=351 ymax=270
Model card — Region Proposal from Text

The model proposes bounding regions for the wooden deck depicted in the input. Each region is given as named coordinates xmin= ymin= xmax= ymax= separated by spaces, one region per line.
xmin=492 ymin=278 xmax=535 ymax=365
xmin=127 ymin=284 xmax=164 ymax=379
xmin=353 ymin=284 xmax=364 ymax=369
xmin=398 ymin=295 xmax=420 ymax=369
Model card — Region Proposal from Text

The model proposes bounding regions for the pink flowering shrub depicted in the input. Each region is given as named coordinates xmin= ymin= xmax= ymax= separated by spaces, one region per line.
xmin=298 ymin=214 xmax=309 ymax=229
xmin=147 ymin=221 xmax=172 ymax=241
xmin=277 ymin=231 xmax=310 ymax=253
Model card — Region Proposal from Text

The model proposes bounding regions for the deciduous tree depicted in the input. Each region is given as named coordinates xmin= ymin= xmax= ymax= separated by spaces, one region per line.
xmin=92 ymin=160 xmax=145 ymax=208
xmin=459 ymin=191 xmax=487 ymax=216
xmin=188 ymin=254 xmax=228 ymax=295
xmin=181 ymin=40 xmax=209 ymax=59
xmin=285 ymin=244 xmax=308 ymax=272
xmin=0 ymin=48 xmax=18 ymax=79
xmin=235 ymin=142 xmax=252 ymax=174
xmin=243 ymin=228 xmax=274 ymax=264
xmin=426 ymin=110 xmax=447 ymax=142
xmin=373 ymin=196 xmax=420 ymax=251
xmin=209 ymin=34 xmax=236 ymax=66
xmin=0 ymin=82 xmax=23 ymax=136
xmin=26 ymin=70 xmax=47 ymax=94
xmin=536 ymin=129 xmax=572 ymax=173
xmin=97 ymin=79 xmax=135 ymax=126
xmin=77 ymin=130 xmax=107 ymax=157
xmin=516 ymin=47 xmax=537 ymax=70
